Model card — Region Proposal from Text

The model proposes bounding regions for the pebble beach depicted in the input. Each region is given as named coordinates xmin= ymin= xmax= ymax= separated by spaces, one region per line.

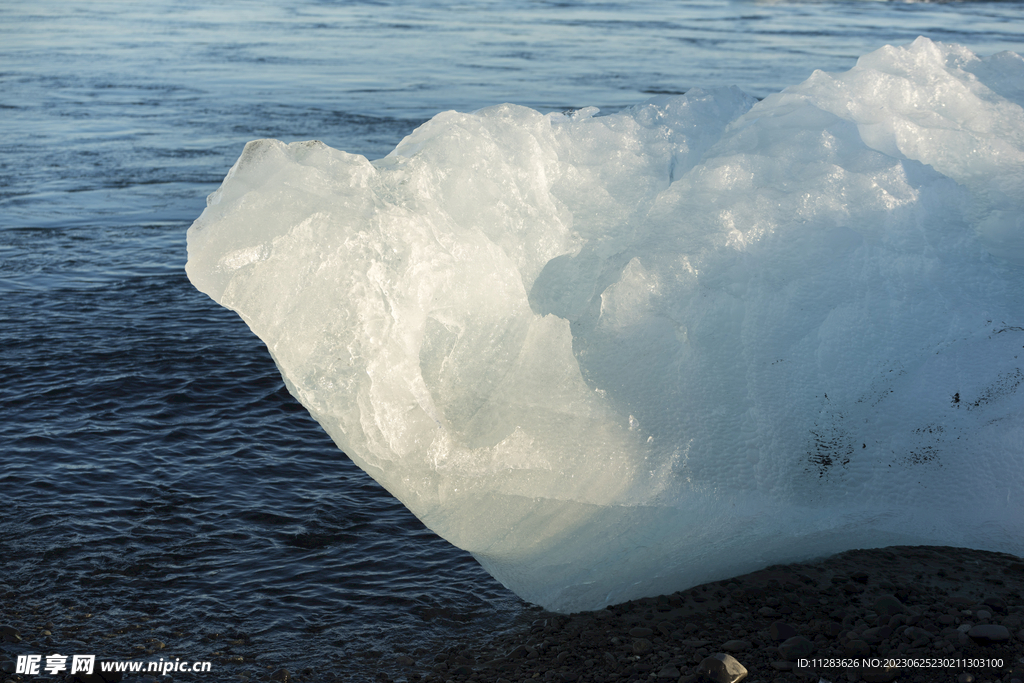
xmin=394 ymin=545 xmax=1024 ymax=683
xmin=3 ymin=546 xmax=1023 ymax=683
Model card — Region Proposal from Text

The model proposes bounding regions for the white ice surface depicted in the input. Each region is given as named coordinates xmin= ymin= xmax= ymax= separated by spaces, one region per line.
xmin=187 ymin=38 xmax=1024 ymax=613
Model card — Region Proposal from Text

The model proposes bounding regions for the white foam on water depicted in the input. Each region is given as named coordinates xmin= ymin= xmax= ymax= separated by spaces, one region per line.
xmin=187 ymin=38 xmax=1024 ymax=612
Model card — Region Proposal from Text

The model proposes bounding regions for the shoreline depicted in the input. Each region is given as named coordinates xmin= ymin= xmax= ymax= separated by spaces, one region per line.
xmin=388 ymin=546 xmax=1024 ymax=683
xmin=2 ymin=545 xmax=1022 ymax=683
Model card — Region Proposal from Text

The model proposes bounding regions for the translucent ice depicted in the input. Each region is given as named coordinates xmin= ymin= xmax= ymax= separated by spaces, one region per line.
xmin=187 ymin=38 xmax=1024 ymax=613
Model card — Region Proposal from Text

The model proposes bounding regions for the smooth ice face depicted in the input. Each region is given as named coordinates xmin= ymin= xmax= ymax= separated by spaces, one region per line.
xmin=187 ymin=38 xmax=1024 ymax=613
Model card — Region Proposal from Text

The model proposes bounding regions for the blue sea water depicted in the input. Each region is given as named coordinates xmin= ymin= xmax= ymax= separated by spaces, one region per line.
xmin=2 ymin=1 xmax=1022 ymax=680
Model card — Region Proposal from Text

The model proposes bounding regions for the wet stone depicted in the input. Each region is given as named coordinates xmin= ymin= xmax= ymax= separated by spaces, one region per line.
xmin=873 ymin=596 xmax=905 ymax=618
xmin=696 ymin=653 xmax=747 ymax=683
xmin=860 ymin=625 xmax=891 ymax=644
xmin=768 ymin=621 xmax=797 ymax=642
xmin=843 ymin=639 xmax=871 ymax=658
xmin=628 ymin=627 xmax=653 ymax=638
xmin=721 ymin=639 xmax=751 ymax=652
xmin=507 ymin=644 xmax=529 ymax=659
xmin=967 ymin=624 xmax=1010 ymax=644
xmin=778 ymin=635 xmax=814 ymax=661
xmin=982 ymin=596 xmax=1006 ymax=613
xmin=905 ymin=625 xmax=933 ymax=640
xmin=632 ymin=638 xmax=652 ymax=654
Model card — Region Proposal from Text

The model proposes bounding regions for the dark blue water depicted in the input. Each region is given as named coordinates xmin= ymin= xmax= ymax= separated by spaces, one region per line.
xmin=2 ymin=1 xmax=1022 ymax=680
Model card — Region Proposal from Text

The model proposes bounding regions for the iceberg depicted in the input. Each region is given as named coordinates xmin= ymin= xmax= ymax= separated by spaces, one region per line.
xmin=186 ymin=37 xmax=1024 ymax=613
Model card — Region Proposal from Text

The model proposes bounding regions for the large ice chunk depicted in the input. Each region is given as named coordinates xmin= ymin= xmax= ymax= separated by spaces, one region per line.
xmin=187 ymin=38 xmax=1024 ymax=612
